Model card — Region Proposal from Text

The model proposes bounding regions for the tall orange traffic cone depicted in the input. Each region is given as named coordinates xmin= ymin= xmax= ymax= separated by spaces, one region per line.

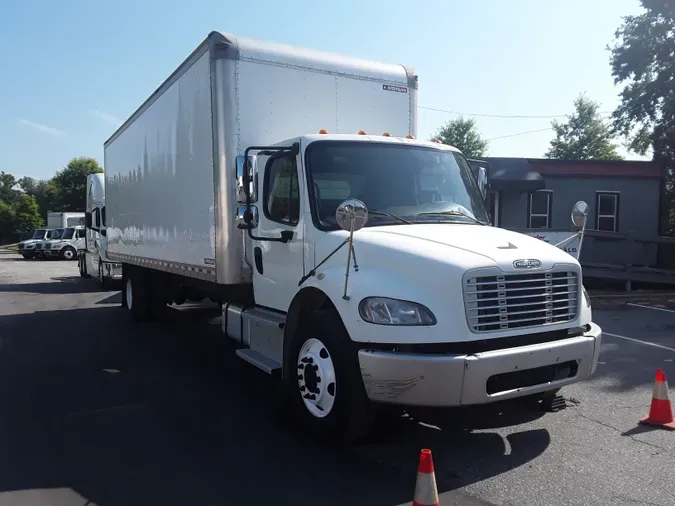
xmin=639 ymin=368 xmax=675 ymax=430
xmin=413 ymin=449 xmax=439 ymax=506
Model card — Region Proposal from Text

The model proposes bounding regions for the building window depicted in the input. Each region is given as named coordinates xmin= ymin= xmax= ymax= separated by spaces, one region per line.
xmin=596 ymin=191 xmax=619 ymax=232
xmin=528 ymin=190 xmax=552 ymax=228
xmin=489 ymin=191 xmax=500 ymax=227
xmin=264 ymin=156 xmax=300 ymax=226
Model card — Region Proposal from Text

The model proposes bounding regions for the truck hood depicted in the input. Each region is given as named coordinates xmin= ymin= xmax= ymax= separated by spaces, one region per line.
xmin=352 ymin=224 xmax=579 ymax=270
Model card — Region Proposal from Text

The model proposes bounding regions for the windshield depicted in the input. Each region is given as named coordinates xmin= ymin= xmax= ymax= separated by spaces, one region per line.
xmin=61 ymin=228 xmax=75 ymax=240
xmin=51 ymin=228 xmax=64 ymax=240
xmin=306 ymin=141 xmax=490 ymax=229
xmin=32 ymin=229 xmax=46 ymax=239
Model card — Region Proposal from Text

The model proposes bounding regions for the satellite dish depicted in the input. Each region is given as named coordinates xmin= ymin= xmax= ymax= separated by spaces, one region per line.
xmin=571 ymin=201 xmax=589 ymax=228
xmin=335 ymin=199 xmax=369 ymax=232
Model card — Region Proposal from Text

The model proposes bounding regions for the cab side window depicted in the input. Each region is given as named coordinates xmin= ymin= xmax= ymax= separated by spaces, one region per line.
xmin=264 ymin=156 xmax=300 ymax=226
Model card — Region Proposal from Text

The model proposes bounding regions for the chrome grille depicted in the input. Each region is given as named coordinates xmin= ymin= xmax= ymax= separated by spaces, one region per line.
xmin=464 ymin=270 xmax=579 ymax=333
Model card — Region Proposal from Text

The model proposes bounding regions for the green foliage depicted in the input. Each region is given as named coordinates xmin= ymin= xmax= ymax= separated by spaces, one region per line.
xmin=0 ymin=156 xmax=102 ymax=243
xmin=545 ymin=94 xmax=623 ymax=160
xmin=430 ymin=116 xmax=489 ymax=158
xmin=608 ymin=0 xmax=675 ymax=233
xmin=12 ymin=195 xmax=43 ymax=233
xmin=51 ymin=157 xmax=103 ymax=211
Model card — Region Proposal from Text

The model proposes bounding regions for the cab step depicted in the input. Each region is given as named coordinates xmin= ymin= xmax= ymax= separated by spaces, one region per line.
xmin=542 ymin=394 xmax=567 ymax=412
xmin=236 ymin=348 xmax=281 ymax=375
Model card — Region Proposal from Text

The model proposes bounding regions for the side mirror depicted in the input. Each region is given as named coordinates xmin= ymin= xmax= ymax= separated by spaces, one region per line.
xmin=85 ymin=212 xmax=93 ymax=229
xmin=236 ymin=205 xmax=259 ymax=229
xmin=477 ymin=167 xmax=488 ymax=200
xmin=571 ymin=200 xmax=589 ymax=229
xmin=236 ymin=155 xmax=258 ymax=203
xmin=335 ymin=199 xmax=369 ymax=232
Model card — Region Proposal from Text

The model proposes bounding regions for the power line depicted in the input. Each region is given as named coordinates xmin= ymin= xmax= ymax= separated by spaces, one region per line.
xmin=486 ymin=127 xmax=554 ymax=141
xmin=419 ymin=105 xmax=613 ymax=119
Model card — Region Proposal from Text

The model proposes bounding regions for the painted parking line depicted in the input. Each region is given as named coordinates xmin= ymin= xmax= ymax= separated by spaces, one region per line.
xmin=627 ymin=302 xmax=675 ymax=315
xmin=604 ymin=332 xmax=675 ymax=353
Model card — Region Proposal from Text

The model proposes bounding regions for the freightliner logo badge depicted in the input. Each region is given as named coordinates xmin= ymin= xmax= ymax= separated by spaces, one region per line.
xmin=513 ymin=259 xmax=541 ymax=269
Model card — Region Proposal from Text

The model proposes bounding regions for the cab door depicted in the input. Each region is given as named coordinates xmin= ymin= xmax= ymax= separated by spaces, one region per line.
xmin=249 ymin=153 xmax=305 ymax=311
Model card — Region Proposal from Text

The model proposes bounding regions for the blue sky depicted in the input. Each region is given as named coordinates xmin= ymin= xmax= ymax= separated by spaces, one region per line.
xmin=0 ymin=0 xmax=645 ymax=180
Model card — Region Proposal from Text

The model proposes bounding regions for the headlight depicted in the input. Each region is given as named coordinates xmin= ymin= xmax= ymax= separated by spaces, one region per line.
xmin=358 ymin=297 xmax=436 ymax=326
xmin=582 ymin=286 xmax=591 ymax=308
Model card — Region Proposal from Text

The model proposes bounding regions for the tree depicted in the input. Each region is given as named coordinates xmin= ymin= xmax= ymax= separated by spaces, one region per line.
xmin=18 ymin=176 xmax=57 ymax=218
xmin=12 ymin=194 xmax=43 ymax=233
xmin=608 ymin=0 xmax=675 ymax=233
xmin=545 ymin=94 xmax=623 ymax=160
xmin=0 ymin=200 xmax=13 ymax=243
xmin=51 ymin=157 xmax=103 ymax=211
xmin=0 ymin=171 xmax=20 ymax=204
xmin=431 ymin=116 xmax=489 ymax=158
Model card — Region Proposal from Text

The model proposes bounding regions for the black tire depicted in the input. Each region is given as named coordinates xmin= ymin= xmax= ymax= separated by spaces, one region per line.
xmin=123 ymin=268 xmax=153 ymax=321
xmin=60 ymin=246 xmax=77 ymax=261
xmin=283 ymin=309 xmax=376 ymax=443
xmin=21 ymin=253 xmax=34 ymax=260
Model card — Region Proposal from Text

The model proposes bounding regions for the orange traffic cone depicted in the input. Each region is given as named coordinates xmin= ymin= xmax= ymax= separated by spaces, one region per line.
xmin=413 ymin=449 xmax=439 ymax=506
xmin=639 ymin=368 xmax=675 ymax=430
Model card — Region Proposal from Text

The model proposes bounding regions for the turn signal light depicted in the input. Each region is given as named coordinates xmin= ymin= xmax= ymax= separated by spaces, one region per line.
xmin=319 ymin=129 xmax=328 ymax=134
xmin=406 ymin=135 xmax=415 ymax=139
xmin=433 ymin=139 xmax=442 ymax=143
xmin=358 ymin=130 xmax=368 ymax=135
xmin=382 ymin=132 xmax=391 ymax=137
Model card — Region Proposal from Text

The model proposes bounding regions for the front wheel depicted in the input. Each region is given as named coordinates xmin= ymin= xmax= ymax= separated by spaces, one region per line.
xmin=60 ymin=246 xmax=76 ymax=261
xmin=21 ymin=253 xmax=34 ymax=260
xmin=284 ymin=310 xmax=376 ymax=443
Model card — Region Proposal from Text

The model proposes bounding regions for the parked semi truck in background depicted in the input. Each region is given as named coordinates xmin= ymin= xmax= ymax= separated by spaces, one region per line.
xmin=78 ymin=173 xmax=122 ymax=287
xmin=104 ymin=31 xmax=602 ymax=441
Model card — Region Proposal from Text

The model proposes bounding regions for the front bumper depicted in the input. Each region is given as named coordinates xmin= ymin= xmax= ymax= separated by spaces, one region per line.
xmin=358 ymin=322 xmax=602 ymax=407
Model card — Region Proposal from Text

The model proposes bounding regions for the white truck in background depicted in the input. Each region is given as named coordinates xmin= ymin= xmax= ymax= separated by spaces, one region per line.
xmin=47 ymin=211 xmax=85 ymax=229
xmin=78 ymin=173 xmax=122 ymax=287
xmin=105 ymin=31 xmax=602 ymax=442
xmin=35 ymin=226 xmax=85 ymax=260
xmin=17 ymin=228 xmax=53 ymax=259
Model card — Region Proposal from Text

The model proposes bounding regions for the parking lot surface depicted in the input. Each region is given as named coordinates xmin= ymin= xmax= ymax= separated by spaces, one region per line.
xmin=1 ymin=252 xmax=675 ymax=506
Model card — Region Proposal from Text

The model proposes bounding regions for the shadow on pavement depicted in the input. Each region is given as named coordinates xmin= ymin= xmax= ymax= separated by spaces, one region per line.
xmin=0 ymin=276 xmax=101 ymax=294
xmin=0 ymin=304 xmax=550 ymax=506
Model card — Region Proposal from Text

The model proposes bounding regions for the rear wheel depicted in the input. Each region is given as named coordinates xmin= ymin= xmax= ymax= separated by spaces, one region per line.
xmin=284 ymin=309 xmax=376 ymax=443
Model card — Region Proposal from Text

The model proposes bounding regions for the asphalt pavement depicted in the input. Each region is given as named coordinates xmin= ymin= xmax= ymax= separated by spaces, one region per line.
xmin=1 ymin=251 xmax=674 ymax=506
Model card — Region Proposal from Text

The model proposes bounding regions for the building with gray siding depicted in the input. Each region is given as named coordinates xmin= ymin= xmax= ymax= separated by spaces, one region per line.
xmin=470 ymin=157 xmax=662 ymax=267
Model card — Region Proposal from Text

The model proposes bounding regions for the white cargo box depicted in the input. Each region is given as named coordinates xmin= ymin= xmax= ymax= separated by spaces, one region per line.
xmin=104 ymin=31 xmax=417 ymax=285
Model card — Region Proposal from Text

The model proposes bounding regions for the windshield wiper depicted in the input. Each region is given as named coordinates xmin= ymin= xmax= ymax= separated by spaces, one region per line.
xmin=368 ymin=209 xmax=412 ymax=224
xmin=416 ymin=210 xmax=488 ymax=225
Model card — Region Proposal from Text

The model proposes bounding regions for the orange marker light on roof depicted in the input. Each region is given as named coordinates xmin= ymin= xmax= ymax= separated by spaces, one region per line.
xmin=382 ymin=132 xmax=391 ymax=137
xmin=433 ymin=139 xmax=442 ymax=144
xmin=406 ymin=135 xmax=415 ymax=139
xmin=319 ymin=129 xmax=328 ymax=134
xmin=358 ymin=130 xmax=367 ymax=135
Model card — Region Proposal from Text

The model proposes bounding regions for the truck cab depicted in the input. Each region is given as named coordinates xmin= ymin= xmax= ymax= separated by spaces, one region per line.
xmin=233 ymin=134 xmax=600 ymax=428
xmin=78 ymin=173 xmax=122 ymax=287
xmin=18 ymin=228 xmax=53 ymax=259
xmin=37 ymin=226 xmax=85 ymax=260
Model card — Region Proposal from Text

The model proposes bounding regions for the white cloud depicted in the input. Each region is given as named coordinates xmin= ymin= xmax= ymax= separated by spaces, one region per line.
xmin=89 ymin=109 xmax=123 ymax=127
xmin=18 ymin=118 xmax=65 ymax=136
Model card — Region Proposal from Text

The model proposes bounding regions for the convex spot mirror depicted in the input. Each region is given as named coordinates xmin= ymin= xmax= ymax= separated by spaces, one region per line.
xmin=571 ymin=201 xmax=589 ymax=228
xmin=335 ymin=199 xmax=369 ymax=232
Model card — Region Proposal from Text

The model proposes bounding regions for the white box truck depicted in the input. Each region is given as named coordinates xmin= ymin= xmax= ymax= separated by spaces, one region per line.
xmin=78 ymin=173 xmax=122 ymax=287
xmin=47 ymin=211 xmax=85 ymax=229
xmin=105 ymin=31 xmax=602 ymax=441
